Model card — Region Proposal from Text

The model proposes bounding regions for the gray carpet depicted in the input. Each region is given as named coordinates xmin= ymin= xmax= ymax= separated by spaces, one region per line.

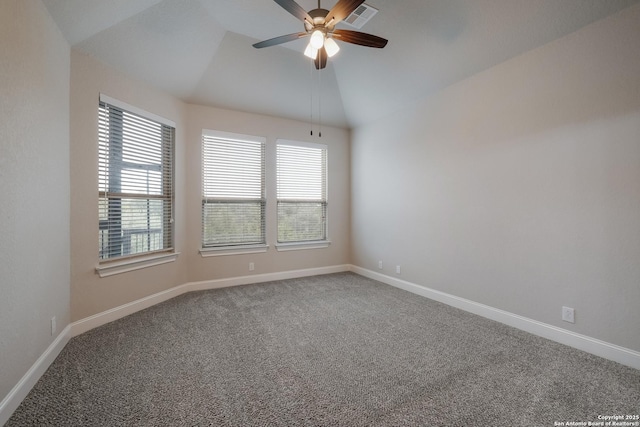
xmin=7 ymin=273 xmax=640 ymax=426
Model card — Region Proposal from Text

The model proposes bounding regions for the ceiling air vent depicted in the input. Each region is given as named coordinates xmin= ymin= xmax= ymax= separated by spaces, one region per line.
xmin=343 ymin=3 xmax=379 ymax=29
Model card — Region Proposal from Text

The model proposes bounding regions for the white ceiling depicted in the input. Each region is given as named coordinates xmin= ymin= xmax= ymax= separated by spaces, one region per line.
xmin=43 ymin=0 xmax=640 ymax=128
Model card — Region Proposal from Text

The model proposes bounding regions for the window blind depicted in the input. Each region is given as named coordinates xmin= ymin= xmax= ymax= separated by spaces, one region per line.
xmin=276 ymin=142 xmax=327 ymax=243
xmin=98 ymin=99 xmax=174 ymax=261
xmin=202 ymin=131 xmax=266 ymax=247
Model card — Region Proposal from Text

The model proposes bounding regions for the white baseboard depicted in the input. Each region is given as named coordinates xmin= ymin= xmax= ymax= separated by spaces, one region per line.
xmin=71 ymin=264 xmax=351 ymax=337
xmin=0 ymin=325 xmax=71 ymax=426
xmin=351 ymin=265 xmax=640 ymax=371
xmin=187 ymin=264 xmax=350 ymax=292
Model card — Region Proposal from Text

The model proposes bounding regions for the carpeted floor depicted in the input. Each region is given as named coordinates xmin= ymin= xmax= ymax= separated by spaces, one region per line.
xmin=7 ymin=272 xmax=640 ymax=426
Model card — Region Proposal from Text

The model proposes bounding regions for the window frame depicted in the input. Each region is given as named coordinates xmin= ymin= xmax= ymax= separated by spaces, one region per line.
xmin=275 ymin=139 xmax=330 ymax=251
xmin=95 ymin=94 xmax=177 ymax=276
xmin=200 ymin=129 xmax=268 ymax=256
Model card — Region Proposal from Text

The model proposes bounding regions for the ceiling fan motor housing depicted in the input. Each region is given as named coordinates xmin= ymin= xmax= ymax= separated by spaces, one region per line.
xmin=305 ymin=8 xmax=333 ymax=33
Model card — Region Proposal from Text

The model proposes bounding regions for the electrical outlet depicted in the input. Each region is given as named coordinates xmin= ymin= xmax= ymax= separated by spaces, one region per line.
xmin=51 ymin=317 xmax=56 ymax=336
xmin=396 ymin=265 xmax=401 ymax=275
xmin=249 ymin=262 xmax=255 ymax=272
xmin=562 ymin=306 xmax=575 ymax=323
xmin=378 ymin=260 xmax=383 ymax=270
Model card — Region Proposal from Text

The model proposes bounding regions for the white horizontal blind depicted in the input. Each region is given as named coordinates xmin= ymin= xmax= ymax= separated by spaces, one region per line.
xmin=277 ymin=142 xmax=327 ymax=242
xmin=98 ymin=100 xmax=174 ymax=261
xmin=202 ymin=132 xmax=266 ymax=247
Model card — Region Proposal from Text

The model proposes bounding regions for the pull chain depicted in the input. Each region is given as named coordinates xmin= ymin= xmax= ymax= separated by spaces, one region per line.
xmin=309 ymin=55 xmax=323 ymax=138
xmin=310 ymin=58 xmax=314 ymax=136
xmin=318 ymin=63 xmax=322 ymax=138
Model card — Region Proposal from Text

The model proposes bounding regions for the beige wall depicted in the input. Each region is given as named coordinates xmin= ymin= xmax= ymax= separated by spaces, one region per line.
xmin=0 ymin=0 xmax=70 ymax=403
xmin=70 ymin=51 xmax=189 ymax=322
xmin=68 ymin=53 xmax=351 ymax=321
xmin=186 ymin=105 xmax=351 ymax=282
xmin=351 ymin=5 xmax=640 ymax=352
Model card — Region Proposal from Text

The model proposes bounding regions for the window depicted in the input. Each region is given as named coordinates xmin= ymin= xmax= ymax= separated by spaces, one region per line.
xmin=202 ymin=130 xmax=266 ymax=248
xmin=277 ymin=141 xmax=327 ymax=243
xmin=98 ymin=95 xmax=174 ymax=261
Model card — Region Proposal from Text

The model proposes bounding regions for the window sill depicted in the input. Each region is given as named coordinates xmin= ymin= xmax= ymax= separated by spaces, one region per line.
xmin=95 ymin=252 xmax=180 ymax=278
xmin=200 ymin=244 xmax=269 ymax=257
xmin=275 ymin=240 xmax=331 ymax=252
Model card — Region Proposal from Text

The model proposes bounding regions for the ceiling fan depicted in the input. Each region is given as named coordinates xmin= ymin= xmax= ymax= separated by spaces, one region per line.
xmin=253 ymin=0 xmax=388 ymax=70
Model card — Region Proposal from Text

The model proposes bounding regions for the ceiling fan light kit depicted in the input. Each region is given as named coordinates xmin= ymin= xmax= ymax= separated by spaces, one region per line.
xmin=304 ymin=32 xmax=340 ymax=60
xmin=253 ymin=0 xmax=388 ymax=70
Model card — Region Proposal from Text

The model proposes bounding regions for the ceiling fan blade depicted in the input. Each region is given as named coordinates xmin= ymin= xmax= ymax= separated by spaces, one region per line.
xmin=332 ymin=29 xmax=388 ymax=48
xmin=273 ymin=0 xmax=313 ymax=24
xmin=324 ymin=0 xmax=365 ymax=26
xmin=253 ymin=32 xmax=308 ymax=48
xmin=314 ymin=47 xmax=328 ymax=70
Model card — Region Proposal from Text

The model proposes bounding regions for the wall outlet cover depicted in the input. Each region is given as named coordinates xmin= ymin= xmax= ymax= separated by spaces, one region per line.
xmin=562 ymin=306 xmax=575 ymax=323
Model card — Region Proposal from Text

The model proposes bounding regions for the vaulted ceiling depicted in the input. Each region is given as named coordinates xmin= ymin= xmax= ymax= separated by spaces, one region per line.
xmin=43 ymin=0 xmax=640 ymax=128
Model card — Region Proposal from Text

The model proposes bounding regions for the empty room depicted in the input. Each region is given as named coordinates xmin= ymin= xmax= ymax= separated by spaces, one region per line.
xmin=1 ymin=0 xmax=640 ymax=425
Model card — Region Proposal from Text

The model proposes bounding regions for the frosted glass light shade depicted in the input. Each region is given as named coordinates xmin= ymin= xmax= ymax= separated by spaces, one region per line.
xmin=324 ymin=38 xmax=340 ymax=57
xmin=310 ymin=30 xmax=325 ymax=49
xmin=304 ymin=43 xmax=318 ymax=59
